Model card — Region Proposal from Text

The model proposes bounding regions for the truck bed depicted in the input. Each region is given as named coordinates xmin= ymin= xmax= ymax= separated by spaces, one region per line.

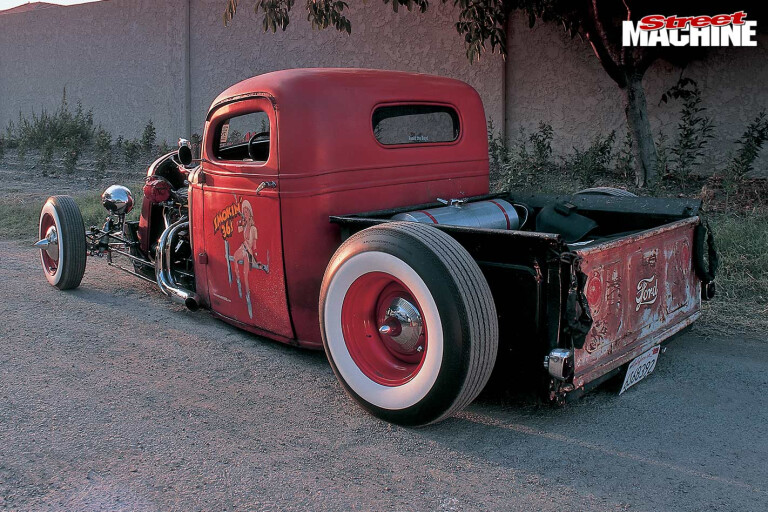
xmin=331 ymin=191 xmax=704 ymax=396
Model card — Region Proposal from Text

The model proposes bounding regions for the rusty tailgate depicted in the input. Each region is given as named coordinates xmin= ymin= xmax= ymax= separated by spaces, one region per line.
xmin=572 ymin=216 xmax=701 ymax=388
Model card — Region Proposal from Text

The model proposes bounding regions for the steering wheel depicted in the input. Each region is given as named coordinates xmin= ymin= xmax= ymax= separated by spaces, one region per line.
xmin=247 ymin=131 xmax=270 ymax=160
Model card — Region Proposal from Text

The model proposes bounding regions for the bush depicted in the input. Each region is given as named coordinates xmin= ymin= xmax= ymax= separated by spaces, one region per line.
xmin=564 ymin=131 xmax=616 ymax=187
xmin=62 ymin=137 xmax=81 ymax=174
xmin=40 ymin=140 xmax=55 ymax=168
xmin=490 ymin=122 xmax=558 ymax=191
xmin=721 ymin=110 xmax=768 ymax=194
xmin=141 ymin=120 xmax=156 ymax=152
xmin=95 ymin=126 xmax=113 ymax=174
xmin=2 ymin=89 xmax=95 ymax=172
xmin=123 ymin=139 xmax=142 ymax=162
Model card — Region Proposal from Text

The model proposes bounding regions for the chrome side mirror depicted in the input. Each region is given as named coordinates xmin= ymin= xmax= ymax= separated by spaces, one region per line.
xmin=178 ymin=138 xmax=193 ymax=166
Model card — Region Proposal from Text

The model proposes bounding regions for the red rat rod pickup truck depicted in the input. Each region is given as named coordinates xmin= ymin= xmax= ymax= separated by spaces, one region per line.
xmin=35 ymin=69 xmax=717 ymax=425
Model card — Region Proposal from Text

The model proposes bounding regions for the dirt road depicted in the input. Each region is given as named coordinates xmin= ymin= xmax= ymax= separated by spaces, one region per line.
xmin=1 ymin=239 xmax=766 ymax=511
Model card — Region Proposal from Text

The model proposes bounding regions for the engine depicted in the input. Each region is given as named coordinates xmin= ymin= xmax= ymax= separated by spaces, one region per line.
xmin=99 ymin=150 xmax=198 ymax=310
xmin=138 ymin=152 xmax=197 ymax=308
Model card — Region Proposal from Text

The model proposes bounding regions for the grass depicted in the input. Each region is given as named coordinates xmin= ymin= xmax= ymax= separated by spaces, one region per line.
xmin=0 ymin=185 xmax=143 ymax=241
xmin=699 ymin=212 xmax=768 ymax=335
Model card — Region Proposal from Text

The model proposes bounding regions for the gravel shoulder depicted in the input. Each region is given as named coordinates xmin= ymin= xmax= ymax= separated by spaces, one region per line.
xmin=1 ymin=239 xmax=767 ymax=511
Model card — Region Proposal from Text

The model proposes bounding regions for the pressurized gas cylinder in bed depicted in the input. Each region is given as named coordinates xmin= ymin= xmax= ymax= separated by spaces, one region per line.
xmin=392 ymin=199 xmax=520 ymax=230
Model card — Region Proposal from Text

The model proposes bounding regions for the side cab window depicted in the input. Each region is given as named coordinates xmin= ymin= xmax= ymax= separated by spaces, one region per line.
xmin=213 ymin=110 xmax=271 ymax=162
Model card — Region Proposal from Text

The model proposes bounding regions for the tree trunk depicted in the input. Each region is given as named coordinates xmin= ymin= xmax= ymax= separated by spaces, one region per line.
xmin=621 ymin=74 xmax=658 ymax=187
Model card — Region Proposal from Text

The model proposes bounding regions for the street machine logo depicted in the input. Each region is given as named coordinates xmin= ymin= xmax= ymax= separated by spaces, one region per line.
xmin=623 ymin=11 xmax=758 ymax=47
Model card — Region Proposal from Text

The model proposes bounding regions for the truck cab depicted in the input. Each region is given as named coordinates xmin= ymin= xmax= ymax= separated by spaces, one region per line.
xmin=190 ymin=69 xmax=491 ymax=348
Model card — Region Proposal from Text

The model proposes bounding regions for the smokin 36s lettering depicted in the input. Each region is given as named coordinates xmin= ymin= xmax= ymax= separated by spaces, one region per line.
xmin=623 ymin=11 xmax=758 ymax=47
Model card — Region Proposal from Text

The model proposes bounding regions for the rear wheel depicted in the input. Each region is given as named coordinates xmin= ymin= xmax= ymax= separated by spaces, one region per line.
xmin=37 ymin=195 xmax=86 ymax=290
xmin=320 ymin=221 xmax=498 ymax=425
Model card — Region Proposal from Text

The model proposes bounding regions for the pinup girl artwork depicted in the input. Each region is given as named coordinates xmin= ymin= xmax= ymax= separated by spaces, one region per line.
xmin=234 ymin=200 xmax=258 ymax=318
xmin=216 ymin=196 xmax=270 ymax=320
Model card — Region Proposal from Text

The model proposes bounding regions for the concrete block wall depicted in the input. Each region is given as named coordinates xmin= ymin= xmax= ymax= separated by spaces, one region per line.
xmin=0 ymin=0 xmax=504 ymax=143
xmin=1 ymin=2 xmax=765 ymax=174
xmin=0 ymin=0 xmax=189 ymax=143
xmin=505 ymin=13 xmax=768 ymax=174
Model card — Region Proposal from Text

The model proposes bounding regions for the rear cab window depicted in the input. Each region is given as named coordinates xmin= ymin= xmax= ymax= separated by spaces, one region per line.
xmin=214 ymin=111 xmax=271 ymax=162
xmin=372 ymin=105 xmax=460 ymax=146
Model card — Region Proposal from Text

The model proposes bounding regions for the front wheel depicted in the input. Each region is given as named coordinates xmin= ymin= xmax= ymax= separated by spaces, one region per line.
xmin=37 ymin=195 xmax=86 ymax=290
xmin=320 ymin=222 xmax=498 ymax=426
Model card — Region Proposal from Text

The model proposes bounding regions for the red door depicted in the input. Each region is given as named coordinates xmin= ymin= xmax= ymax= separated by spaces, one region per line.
xmin=200 ymin=97 xmax=293 ymax=339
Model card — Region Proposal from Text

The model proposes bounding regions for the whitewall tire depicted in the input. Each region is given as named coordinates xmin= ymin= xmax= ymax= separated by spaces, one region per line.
xmin=38 ymin=195 xmax=86 ymax=290
xmin=320 ymin=221 xmax=498 ymax=425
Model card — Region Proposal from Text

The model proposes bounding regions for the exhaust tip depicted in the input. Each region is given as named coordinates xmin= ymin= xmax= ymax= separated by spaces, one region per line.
xmin=184 ymin=297 xmax=200 ymax=311
xmin=702 ymin=281 xmax=716 ymax=301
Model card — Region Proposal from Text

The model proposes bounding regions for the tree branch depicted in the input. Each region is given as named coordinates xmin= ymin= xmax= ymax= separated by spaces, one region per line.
xmin=588 ymin=0 xmax=622 ymax=66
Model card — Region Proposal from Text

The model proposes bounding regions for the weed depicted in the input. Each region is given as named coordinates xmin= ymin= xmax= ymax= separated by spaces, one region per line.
xmin=661 ymin=77 xmax=715 ymax=181
xmin=655 ymin=132 xmax=669 ymax=177
xmin=616 ymin=131 xmax=634 ymax=180
xmin=9 ymin=90 xmax=94 ymax=151
xmin=3 ymin=121 xmax=16 ymax=149
xmin=2 ymin=89 xmax=97 ymax=173
xmin=529 ymin=122 xmax=553 ymax=167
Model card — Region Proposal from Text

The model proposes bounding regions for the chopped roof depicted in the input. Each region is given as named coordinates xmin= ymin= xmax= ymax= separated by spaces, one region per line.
xmin=208 ymin=68 xmax=476 ymax=117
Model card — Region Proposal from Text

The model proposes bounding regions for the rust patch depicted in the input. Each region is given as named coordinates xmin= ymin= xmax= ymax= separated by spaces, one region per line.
xmin=573 ymin=218 xmax=702 ymax=383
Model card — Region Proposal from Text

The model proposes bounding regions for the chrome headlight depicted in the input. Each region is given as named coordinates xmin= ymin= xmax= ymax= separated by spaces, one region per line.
xmin=102 ymin=185 xmax=134 ymax=215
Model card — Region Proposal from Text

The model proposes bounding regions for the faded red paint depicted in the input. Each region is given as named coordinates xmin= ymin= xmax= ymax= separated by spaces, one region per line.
xmin=573 ymin=217 xmax=701 ymax=388
xmin=194 ymin=69 xmax=490 ymax=348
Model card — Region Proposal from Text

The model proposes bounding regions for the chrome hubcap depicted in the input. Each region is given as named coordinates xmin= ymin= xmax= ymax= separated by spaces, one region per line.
xmin=378 ymin=298 xmax=424 ymax=352
xmin=35 ymin=226 xmax=59 ymax=261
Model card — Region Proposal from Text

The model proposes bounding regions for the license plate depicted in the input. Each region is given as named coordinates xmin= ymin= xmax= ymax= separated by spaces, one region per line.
xmin=619 ymin=346 xmax=661 ymax=395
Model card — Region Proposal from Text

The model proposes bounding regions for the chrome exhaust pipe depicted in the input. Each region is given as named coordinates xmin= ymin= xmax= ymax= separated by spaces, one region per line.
xmin=155 ymin=216 xmax=200 ymax=310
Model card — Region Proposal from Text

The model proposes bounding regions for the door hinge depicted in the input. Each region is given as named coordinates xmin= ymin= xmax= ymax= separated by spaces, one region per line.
xmin=189 ymin=167 xmax=206 ymax=185
xmin=197 ymin=252 xmax=208 ymax=265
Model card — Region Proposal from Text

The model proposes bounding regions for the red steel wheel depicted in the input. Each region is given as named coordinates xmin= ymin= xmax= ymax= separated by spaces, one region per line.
xmin=36 ymin=196 xmax=86 ymax=290
xmin=320 ymin=221 xmax=498 ymax=426
xmin=39 ymin=211 xmax=59 ymax=277
xmin=341 ymin=272 xmax=428 ymax=387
